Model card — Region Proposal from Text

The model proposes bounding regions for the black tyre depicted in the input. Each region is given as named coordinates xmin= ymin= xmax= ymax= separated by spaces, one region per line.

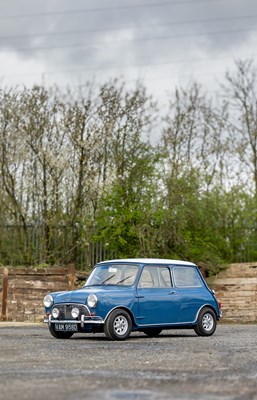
xmin=49 ymin=324 xmax=74 ymax=339
xmin=142 ymin=328 xmax=162 ymax=337
xmin=104 ymin=309 xmax=132 ymax=341
xmin=194 ymin=307 xmax=217 ymax=337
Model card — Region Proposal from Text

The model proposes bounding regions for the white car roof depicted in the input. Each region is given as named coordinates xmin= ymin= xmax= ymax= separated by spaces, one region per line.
xmin=98 ymin=258 xmax=196 ymax=266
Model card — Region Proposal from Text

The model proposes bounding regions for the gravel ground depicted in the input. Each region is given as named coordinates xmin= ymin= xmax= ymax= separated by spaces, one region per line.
xmin=0 ymin=323 xmax=257 ymax=400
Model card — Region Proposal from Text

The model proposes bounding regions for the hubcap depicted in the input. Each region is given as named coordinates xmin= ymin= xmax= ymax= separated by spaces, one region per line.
xmin=202 ymin=313 xmax=214 ymax=332
xmin=113 ymin=315 xmax=128 ymax=336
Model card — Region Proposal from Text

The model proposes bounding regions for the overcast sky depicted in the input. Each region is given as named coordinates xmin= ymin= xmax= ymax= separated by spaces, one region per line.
xmin=0 ymin=0 xmax=257 ymax=99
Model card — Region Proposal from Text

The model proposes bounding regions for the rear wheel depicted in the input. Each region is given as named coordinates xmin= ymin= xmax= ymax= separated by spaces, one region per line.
xmin=104 ymin=309 xmax=132 ymax=341
xmin=194 ymin=307 xmax=217 ymax=336
xmin=142 ymin=328 xmax=162 ymax=337
xmin=49 ymin=324 xmax=74 ymax=339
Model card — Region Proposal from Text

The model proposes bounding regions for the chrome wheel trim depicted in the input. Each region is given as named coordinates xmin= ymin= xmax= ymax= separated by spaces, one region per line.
xmin=113 ymin=315 xmax=128 ymax=336
xmin=202 ymin=313 xmax=214 ymax=332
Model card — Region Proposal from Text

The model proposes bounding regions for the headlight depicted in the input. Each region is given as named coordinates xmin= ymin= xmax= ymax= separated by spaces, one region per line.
xmin=71 ymin=307 xmax=80 ymax=318
xmin=52 ymin=307 xmax=59 ymax=319
xmin=87 ymin=294 xmax=98 ymax=308
xmin=44 ymin=294 xmax=53 ymax=308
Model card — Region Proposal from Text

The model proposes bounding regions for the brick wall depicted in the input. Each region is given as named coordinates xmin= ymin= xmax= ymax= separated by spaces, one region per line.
xmin=0 ymin=265 xmax=75 ymax=322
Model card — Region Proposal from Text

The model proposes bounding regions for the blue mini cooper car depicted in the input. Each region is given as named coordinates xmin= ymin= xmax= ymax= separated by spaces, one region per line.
xmin=43 ymin=258 xmax=222 ymax=340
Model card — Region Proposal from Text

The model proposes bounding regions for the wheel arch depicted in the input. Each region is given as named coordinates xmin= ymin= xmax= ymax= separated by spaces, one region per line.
xmin=195 ymin=304 xmax=219 ymax=323
xmin=104 ymin=306 xmax=136 ymax=327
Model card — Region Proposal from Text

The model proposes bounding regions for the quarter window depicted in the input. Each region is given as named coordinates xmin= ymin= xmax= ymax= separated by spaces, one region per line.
xmin=173 ymin=267 xmax=202 ymax=287
xmin=159 ymin=267 xmax=172 ymax=287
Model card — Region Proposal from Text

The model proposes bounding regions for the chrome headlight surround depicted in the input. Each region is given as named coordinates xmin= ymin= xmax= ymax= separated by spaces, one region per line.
xmin=71 ymin=307 xmax=80 ymax=319
xmin=44 ymin=294 xmax=53 ymax=308
xmin=87 ymin=294 xmax=98 ymax=308
xmin=52 ymin=307 xmax=60 ymax=319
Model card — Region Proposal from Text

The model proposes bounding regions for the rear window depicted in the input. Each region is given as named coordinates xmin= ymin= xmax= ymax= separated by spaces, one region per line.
xmin=173 ymin=267 xmax=203 ymax=288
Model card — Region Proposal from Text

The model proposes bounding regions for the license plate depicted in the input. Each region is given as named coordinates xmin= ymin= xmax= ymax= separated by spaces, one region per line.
xmin=55 ymin=323 xmax=78 ymax=332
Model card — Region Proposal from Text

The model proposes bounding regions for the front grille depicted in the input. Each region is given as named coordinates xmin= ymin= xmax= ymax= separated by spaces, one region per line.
xmin=52 ymin=304 xmax=90 ymax=320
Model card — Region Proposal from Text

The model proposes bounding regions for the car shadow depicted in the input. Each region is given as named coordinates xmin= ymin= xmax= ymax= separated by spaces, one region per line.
xmin=71 ymin=331 xmax=198 ymax=341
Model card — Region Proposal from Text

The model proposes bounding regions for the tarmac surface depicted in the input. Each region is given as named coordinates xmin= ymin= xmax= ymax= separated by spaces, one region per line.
xmin=0 ymin=323 xmax=257 ymax=400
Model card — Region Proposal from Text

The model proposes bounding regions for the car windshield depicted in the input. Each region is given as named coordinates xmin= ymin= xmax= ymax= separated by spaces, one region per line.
xmin=84 ymin=264 xmax=139 ymax=287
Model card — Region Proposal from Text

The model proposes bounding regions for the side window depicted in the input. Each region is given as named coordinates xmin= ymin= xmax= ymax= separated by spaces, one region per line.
xmin=173 ymin=267 xmax=203 ymax=288
xmin=138 ymin=267 xmax=154 ymax=288
xmin=138 ymin=266 xmax=172 ymax=288
xmin=159 ymin=267 xmax=172 ymax=287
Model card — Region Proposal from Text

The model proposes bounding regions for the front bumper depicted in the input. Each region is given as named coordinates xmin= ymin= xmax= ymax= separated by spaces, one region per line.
xmin=44 ymin=302 xmax=104 ymax=328
xmin=44 ymin=314 xmax=104 ymax=327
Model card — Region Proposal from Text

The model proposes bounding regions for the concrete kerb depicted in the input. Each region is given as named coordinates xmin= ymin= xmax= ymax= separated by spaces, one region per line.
xmin=0 ymin=321 xmax=44 ymax=327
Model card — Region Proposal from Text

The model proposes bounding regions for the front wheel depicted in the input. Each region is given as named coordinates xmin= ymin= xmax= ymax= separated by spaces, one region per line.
xmin=49 ymin=324 xmax=74 ymax=339
xmin=104 ymin=309 xmax=132 ymax=341
xmin=194 ymin=307 xmax=217 ymax=336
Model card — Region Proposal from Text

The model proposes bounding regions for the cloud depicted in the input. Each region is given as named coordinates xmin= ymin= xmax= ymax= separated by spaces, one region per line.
xmin=0 ymin=0 xmax=257 ymax=94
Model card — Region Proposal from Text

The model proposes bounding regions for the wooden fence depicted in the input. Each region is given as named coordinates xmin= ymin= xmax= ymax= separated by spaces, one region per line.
xmin=0 ymin=264 xmax=75 ymax=322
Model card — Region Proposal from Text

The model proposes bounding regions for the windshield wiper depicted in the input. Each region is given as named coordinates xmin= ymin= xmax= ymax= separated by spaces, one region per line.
xmin=116 ymin=275 xmax=133 ymax=285
xmin=100 ymin=274 xmax=116 ymax=285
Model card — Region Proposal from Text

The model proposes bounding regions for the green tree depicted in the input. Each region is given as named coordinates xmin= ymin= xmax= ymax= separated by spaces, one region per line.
xmin=94 ymin=82 xmax=160 ymax=258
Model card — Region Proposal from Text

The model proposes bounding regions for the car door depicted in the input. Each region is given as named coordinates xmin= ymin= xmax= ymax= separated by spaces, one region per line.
xmin=172 ymin=266 xmax=206 ymax=323
xmin=135 ymin=265 xmax=180 ymax=326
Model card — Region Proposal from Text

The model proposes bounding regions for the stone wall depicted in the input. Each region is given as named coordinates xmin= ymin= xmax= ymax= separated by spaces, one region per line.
xmin=1 ymin=262 xmax=257 ymax=323
xmin=0 ymin=265 xmax=75 ymax=322
xmin=210 ymin=262 xmax=257 ymax=323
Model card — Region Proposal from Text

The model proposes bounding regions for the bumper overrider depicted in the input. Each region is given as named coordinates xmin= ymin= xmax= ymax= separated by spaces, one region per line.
xmin=44 ymin=303 xmax=104 ymax=327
